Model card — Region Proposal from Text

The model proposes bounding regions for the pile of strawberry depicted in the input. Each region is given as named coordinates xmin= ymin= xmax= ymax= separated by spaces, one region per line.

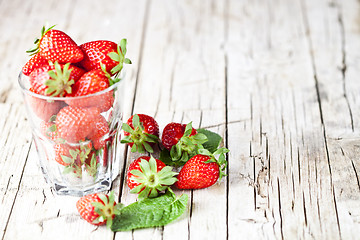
xmin=23 ymin=25 xmax=131 ymax=178
xmin=76 ymin=113 xmax=229 ymax=228
xmin=121 ymin=114 xmax=229 ymax=193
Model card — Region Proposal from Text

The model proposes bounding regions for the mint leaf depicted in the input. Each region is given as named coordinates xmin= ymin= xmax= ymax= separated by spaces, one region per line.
xmin=197 ymin=128 xmax=223 ymax=153
xmin=111 ymin=189 xmax=188 ymax=231
xmin=159 ymin=148 xmax=174 ymax=165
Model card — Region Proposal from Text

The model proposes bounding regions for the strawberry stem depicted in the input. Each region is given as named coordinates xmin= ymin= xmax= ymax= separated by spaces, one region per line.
xmin=169 ymin=122 xmax=208 ymax=165
xmin=130 ymin=156 xmax=178 ymax=200
xmin=26 ymin=24 xmax=56 ymax=56
xmin=121 ymin=114 xmax=159 ymax=153
xmin=45 ymin=62 xmax=75 ymax=97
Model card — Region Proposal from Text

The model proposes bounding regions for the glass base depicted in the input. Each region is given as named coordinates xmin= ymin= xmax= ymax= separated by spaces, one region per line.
xmin=52 ymin=178 xmax=112 ymax=197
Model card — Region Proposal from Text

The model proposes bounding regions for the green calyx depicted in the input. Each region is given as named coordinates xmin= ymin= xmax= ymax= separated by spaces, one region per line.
xmin=26 ymin=24 xmax=56 ymax=56
xmin=62 ymin=142 xmax=92 ymax=178
xmin=85 ymin=153 xmax=99 ymax=179
xmin=91 ymin=191 xmax=124 ymax=228
xmin=169 ymin=122 xmax=208 ymax=165
xmin=130 ymin=156 xmax=178 ymax=200
xmin=121 ymin=114 xmax=159 ymax=153
xmin=100 ymin=39 xmax=131 ymax=86
xmin=197 ymin=147 xmax=230 ymax=181
xmin=45 ymin=62 xmax=74 ymax=97
xmin=107 ymin=38 xmax=132 ymax=81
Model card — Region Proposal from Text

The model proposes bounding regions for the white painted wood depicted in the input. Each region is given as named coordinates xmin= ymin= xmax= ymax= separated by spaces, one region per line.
xmin=0 ymin=0 xmax=359 ymax=239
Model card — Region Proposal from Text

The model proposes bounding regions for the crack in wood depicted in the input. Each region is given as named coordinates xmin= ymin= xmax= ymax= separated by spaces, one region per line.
xmin=300 ymin=1 xmax=344 ymax=238
xmin=297 ymin=148 xmax=301 ymax=185
xmin=1 ymin=174 xmax=13 ymax=204
xmin=336 ymin=2 xmax=354 ymax=132
xmin=350 ymin=160 xmax=360 ymax=192
xmin=316 ymin=197 xmax=323 ymax=233
xmin=1 ymin=142 xmax=32 ymax=240
xmin=187 ymin=191 xmax=194 ymax=240
xmin=42 ymin=189 xmax=46 ymax=205
xmin=332 ymin=185 xmax=342 ymax=240
xmin=277 ymin=178 xmax=284 ymax=240
xmin=303 ymin=192 xmax=308 ymax=226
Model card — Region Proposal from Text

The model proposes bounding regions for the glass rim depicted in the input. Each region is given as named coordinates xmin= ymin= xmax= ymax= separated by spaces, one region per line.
xmin=18 ymin=71 xmax=124 ymax=101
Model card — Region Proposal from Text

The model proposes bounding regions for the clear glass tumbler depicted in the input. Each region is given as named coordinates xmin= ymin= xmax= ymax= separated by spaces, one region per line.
xmin=18 ymin=72 xmax=125 ymax=196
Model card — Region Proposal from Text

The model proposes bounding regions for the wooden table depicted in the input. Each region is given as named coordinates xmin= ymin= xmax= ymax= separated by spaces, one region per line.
xmin=1 ymin=0 xmax=360 ymax=239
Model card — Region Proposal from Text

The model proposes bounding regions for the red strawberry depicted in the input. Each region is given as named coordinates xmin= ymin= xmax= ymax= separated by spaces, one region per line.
xmin=175 ymin=148 xmax=229 ymax=189
xmin=27 ymin=26 xmax=83 ymax=63
xmin=88 ymin=115 xmax=110 ymax=150
xmin=76 ymin=191 xmax=121 ymax=227
xmin=79 ymin=39 xmax=131 ymax=76
xmin=121 ymin=114 xmax=159 ymax=153
xmin=66 ymin=69 xmax=114 ymax=112
xmin=161 ymin=122 xmax=197 ymax=150
xmin=161 ymin=122 xmax=207 ymax=165
xmin=27 ymin=88 xmax=65 ymax=121
xmin=127 ymin=156 xmax=177 ymax=199
xmin=22 ymin=53 xmax=49 ymax=76
xmin=55 ymin=106 xmax=100 ymax=143
xmin=29 ymin=62 xmax=85 ymax=97
xmin=40 ymin=120 xmax=57 ymax=141
xmin=54 ymin=143 xmax=79 ymax=166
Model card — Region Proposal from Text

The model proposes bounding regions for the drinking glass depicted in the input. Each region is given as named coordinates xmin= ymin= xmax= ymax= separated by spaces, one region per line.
xmin=18 ymin=72 xmax=125 ymax=196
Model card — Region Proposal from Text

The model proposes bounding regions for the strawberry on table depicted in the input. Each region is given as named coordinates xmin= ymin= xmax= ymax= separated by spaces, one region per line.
xmin=66 ymin=69 xmax=114 ymax=112
xmin=27 ymin=25 xmax=83 ymax=63
xmin=55 ymin=106 xmax=100 ymax=143
xmin=161 ymin=122 xmax=207 ymax=165
xmin=76 ymin=191 xmax=122 ymax=227
xmin=127 ymin=156 xmax=178 ymax=199
xmin=175 ymin=148 xmax=229 ymax=189
xmin=79 ymin=39 xmax=131 ymax=76
xmin=121 ymin=114 xmax=159 ymax=153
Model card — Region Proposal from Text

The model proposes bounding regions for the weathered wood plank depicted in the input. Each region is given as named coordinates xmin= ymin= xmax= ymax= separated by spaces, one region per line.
xmin=225 ymin=0 xmax=360 ymax=239
xmin=302 ymin=0 xmax=360 ymax=239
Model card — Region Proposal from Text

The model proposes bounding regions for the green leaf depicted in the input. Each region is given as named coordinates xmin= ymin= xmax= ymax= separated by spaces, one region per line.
xmin=48 ymin=124 xmax=57 ymax=132
xmin=197 ymin=148 xmax=212 ymax=156
xmin=132 ymin=114 xmax=140 ymax=128
xmin=183 ymin=122 xmax=193 ymax=137
xmin=130 ymin=144 xmax=137 ymax=153
xmin=108 ymin=52 xmax=120 ymax=62
xmin=120 ymin=136 xmax=133 ymax=144
xmin=213 ymin=147 xmax=230 ymax=155
xmin=197 ymin=128 xmax=223 ymax=153
xmin=111 ymin=189 xmax=188 ymax=231
xmin=122 ymin=123 xmax=134 ymax=134
xmin=120 ymin=39 xmax=127 ymax=55
xmin=159 ymin=148 xmax=174 ymax=166
xmin=142 ymin=142 xmax=154 ymax=153
xmin=61 ymin=156 xmax=73 ymax=164
xmin=191 ymin=133 xmax=208 ymax=143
